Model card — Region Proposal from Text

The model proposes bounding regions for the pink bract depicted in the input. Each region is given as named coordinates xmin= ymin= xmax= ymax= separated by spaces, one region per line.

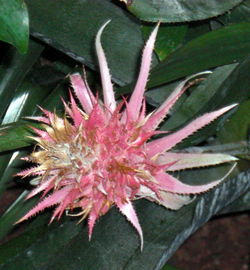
xmin=17 ymin=22 xmax=237 ymax=249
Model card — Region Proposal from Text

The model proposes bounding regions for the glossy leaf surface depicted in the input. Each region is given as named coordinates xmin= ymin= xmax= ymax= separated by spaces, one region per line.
xmin=0 ymin=40 xmax=44 ymax=119
xmin=0 ymin=167 xmax=249 ymax=270
xmin=0 ymin=0 xmax=29 ymax=53
xmin=148 ymin=23 xmax=250 ymax=88
xmin=142 ymin=25 xmax=187 ymax=61
xmin=165 ymin=56 xmax=250 ymax=148
xmin=26 ymin=0 xmax=143 ymax=86
xmin=218 ymin=99 xmax=250 ymax=159
xmin=128 ymin=0 xmax=243 ymax=22
xmin=218 ymin=0 xmax=250 ymax=24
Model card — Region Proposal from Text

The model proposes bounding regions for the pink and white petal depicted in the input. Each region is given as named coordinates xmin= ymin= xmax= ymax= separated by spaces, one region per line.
xmin=50 ymin=189 xmax=80 ymax=222
xmin=155 ymin=172 xmax=223 ymax=195
xmin=157 ymin=152 xmax=237 ymax=171
xmin=144 ymin=71 xmax=212 ymax=131
xmin=137 ymin=184 xmax=191 ymax=210
xmin=70 ymin=73 xmax=93 ymax=114
xmin=155 ymin=191 xmax=192 ymax=210
xmin=88 ymin=210 xmax=98 ymax=240
xmin=128 ymin=23 xmax=160 ymax=121
xmin=25 ymin=116 xmax=50 ymax=124
xmin=69 ymin=92 xmax=85 ymax=126
xmin=26 ymin=176 xmax=56 ymax=199
xmin=95 ymin=20 xmax=116 ymax=112
xmin=15 ymin=166 xmax=43 ymax=178
xmin=117 ymin=200 xmax=143 ymax=250
xmin=16 ymin=186 xmax=71 ymax=224
xmin=37 ymin=106 xmax=55 ymax=124
xmin=30 ymin=126 xmax=53 ymax=142
xmin=147 ymin=104 xmax=237 ymax=158
xmin=82 ymin=67 xmax=97 ymax=105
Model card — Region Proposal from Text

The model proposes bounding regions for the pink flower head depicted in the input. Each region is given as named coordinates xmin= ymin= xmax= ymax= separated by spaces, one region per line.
xmin=17 ymin=22 xmax=237 ymax=249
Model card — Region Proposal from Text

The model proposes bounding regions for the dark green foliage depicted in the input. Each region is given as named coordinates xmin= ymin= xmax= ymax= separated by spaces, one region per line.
xmin=0 ymin=1 xmax=249 ymax=269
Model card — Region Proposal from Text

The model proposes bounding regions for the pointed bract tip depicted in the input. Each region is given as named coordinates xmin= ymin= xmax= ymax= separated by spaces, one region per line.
xmin=96 ymin=20 xmax=111 ymax=44
xmin=95 ymin=19 xmax=116 ymax=112
xmin=226 ymin=103 xmax=238 ymax=110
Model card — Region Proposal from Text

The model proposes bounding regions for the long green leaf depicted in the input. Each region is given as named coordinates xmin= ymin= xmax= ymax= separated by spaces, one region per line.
xmin=217 ymin=0 xmax=250 ymax=25
xmin=0 ymin=0 xmax=29 ymax=53
xmin=142 ymin=25 xmax=187 ymax=61
xmin=0 ymin=191 xmax=39 ymax=240
xmin=218 ymin=99 xmax=250 ymax=159
xmin=148 ymin=23 xmax=250 ymax=87
xmin=0 ymin=40 xmax=44 ymax=120
xmin=145 ymin=64 xmax=237 ymax=128
xmin=128 ymin=0 xmax=243 ymax=23
xmin=219 ymin=190 xmax=250 ymax=214
xmin=119 ymin=22 xmax=250 ymax=95
xmin=25 ymin=0 xmax=144 ymax=86
xmin=174 ymin=55 xmax=250 ymax=148
xmin=0 ymin=167 xmax=249 ymax=270
xmin=149 ymin=22 xmax=250 ymax=88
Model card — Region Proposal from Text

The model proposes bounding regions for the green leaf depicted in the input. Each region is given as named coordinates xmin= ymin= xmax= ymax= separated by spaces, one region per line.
xmin=217 ymin=0 xmax=250 ymax=25
xmin=0 ymin=191 xmax=39 ymax=240
xmin=0 ymin=219 xmax=81 ymax=268
xmin=160 ymin=64 xmax=238 ymax=130
xmin=218 ymin=99 xmax=250 ymax=143
xmin=0 ymin=216 xmax=48 ymax=264
xmin=119 ymin=22 xmax=250 ymax=96
xmin=218 ymin=99 xmax=250 ymax=159
xmin=0 ymin=0 xmax=29 ymax=53
xmin=142 ymin=25 xmax=187 ymax=61
xmin=219 ymin=190 xmax=250 ymax=214
xmin=0 ymin=40 xmax=44 ymax=120
xmin=148 ymin=23 xmax=250 ymax=88
xmin=0 ymin=73 xmax=55 ymax=202
xmin=163 ymin=55 xmax=250 ymax=148
xmin=25 ymin=0 xmax=144 ymax=86
xmin=128 ymin=0 xmax=243 ymax=23
xmin=0 ymin=168 xmax=249 ymax=270
xmin=161 ymin=264 xmax=183 ymax=270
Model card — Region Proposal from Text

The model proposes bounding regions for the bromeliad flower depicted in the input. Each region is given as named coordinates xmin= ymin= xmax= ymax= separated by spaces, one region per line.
xmin=17 ymin=22 xmax=237 ymax=248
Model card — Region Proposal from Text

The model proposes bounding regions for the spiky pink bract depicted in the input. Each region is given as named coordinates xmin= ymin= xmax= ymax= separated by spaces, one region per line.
xmin=17 ymin=22 xmax=237 ymax=249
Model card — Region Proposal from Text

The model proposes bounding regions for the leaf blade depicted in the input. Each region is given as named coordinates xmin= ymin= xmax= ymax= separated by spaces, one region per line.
xmin=128 ymin=0 xmax=243 ymax=23
xmin=0 ymin=0 xmax=29 ymax=53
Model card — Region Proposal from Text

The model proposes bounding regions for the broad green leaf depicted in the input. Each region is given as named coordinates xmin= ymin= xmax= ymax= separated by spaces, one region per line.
xmin=25 ymin=0 xmax=144 ymax=86
xmin=0 ymin=167 xmax=249 ymax=270
xmin=145 ymin=64 xmax=237 ymax=126
xmin=145 ymin=80 xmax=187 ymax=110
xmin=142 ymin=25 xmax=187 ymax=61
xmin=161 ymin=264 xmax=183 ymax=270
xmin=218 ymin=99 xmax=250 ymax=143
xmin=184 ymin=21 xmax=212 ymax=43
xmin=219 ymin=190 xmax=250 ymax=214
xmin=218 ymin=99 xmax=250 ymax=159
xmin=159 ymin=64 xmax=238 ymax=130
xmin=118 ymin=23 xmax=250 ymax=95
xmin=0 ymin=80 xmax=69 ymax=154
xmin=0 ymin=191 xmax=39 ymax=240
xmin=218 ymin=0 xmax=250 ymax=25
xmin=0 ymin=77 xmax=53 ymax=202
xmin=0 ymin=80 xmax=68 ymax=239
xmin=0 ymin=215 xmax=49 ymax=263
xmin=148 ymin=23 xmax=250 ymax=89
xmin=0 ymin=78 xmax=56 ymax=153
xmin=165 ymin=56 xmax=250 ymax=148
xmin=0 ymin=219 xmax=81 ymax=268
xmin=0 ymin=0 xmax=29 ymax=53
xmin=145 ymin=58 xmax=250 ymax=149
xmin=127 ymin=0 xmax=243 ymax=23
